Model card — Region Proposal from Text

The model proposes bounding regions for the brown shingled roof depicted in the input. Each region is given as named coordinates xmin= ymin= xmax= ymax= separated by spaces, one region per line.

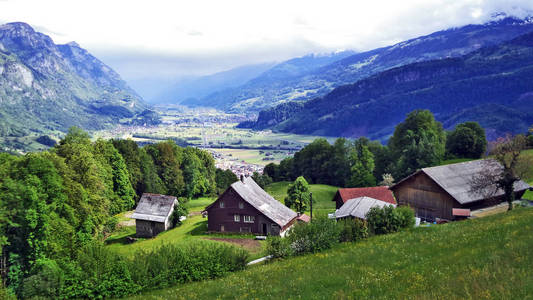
xmin=334 ymin=186 xmax=396 ymax=205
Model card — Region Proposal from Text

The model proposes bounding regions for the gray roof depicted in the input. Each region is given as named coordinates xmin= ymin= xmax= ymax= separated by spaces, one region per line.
xmin=335 ymin=196 xmax=396 ymax=219
xmin=394 ymin=159 xmax=531 ymax=205
xmin=131 ymin=193 xmax=177 ymax=222
xmin=231 ymin=177 xmax=297 ymax=227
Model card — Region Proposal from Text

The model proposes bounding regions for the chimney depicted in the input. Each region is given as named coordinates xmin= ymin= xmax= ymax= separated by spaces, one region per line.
xmin=240 ymin=175 xmax=244 ymax=183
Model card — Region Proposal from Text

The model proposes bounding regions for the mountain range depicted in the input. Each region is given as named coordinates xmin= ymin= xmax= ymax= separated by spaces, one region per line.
xmin=257 ymin=30 xmax=533 ymax=141
xmin=184 ymin=16 xmax=533 ymax=115
xmin=150 ymin=62 xmax=276 ymax=104
xmin=182 ymin=50 xmax=357 ymax=112
xmin=0 ymin=22 xmax=151 ymax=144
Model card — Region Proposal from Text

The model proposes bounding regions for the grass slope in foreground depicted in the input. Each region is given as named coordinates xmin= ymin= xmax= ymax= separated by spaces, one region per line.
xmin=127 ymin=207 xmax=533 ymax=299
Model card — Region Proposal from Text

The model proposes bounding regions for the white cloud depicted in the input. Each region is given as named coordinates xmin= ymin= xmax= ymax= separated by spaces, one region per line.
xmin=1 ymin=0 xmax=533 ymax=80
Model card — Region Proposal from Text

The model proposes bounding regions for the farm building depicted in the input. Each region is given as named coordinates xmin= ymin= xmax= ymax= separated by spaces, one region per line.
xmin=334 ymin=196 xmax=396 ymax=220
xmin=131 ymin=193 xmax=178 ymax=238
xmin=204 ymin=176 xmax=300 ymax=236
xmin=332 ymin=186 xmax=396 ymax=209
xmin=390 ymin=160 xmax=531 ymax=221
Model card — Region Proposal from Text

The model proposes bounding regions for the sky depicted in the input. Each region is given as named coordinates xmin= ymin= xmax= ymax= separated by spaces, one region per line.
xmin=1 ymin=0 xmax=533 ymax=94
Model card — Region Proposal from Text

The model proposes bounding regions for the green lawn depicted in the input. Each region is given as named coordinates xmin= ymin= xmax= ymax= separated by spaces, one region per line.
xmin=106 ymin=197 xmax=267 ymax=260
xmin=126 ymin=206 xmax=533 ymax=300
xmin=105 ymin=183 xmax=337 ymax=259
xmin=265 ymin=182 xmax=338 ymax=216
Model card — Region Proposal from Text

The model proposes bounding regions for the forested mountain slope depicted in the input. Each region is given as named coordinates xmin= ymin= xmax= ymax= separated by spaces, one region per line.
xmin=190 ymin=16 xmax=533 ymax=113
xmin=0 ymin=22 xmax=149 ymax=140
xmin=270 ymin=31 xmax=533 ymax=141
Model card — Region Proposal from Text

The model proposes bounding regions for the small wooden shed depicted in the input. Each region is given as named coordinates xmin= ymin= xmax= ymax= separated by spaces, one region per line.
xmin=390 ymin=160 xmax=530 ymax=221
xmin=131 ymin=193 xmax=177 ymax=238
xmin=204 ymin=176 xmax=298 ymax=236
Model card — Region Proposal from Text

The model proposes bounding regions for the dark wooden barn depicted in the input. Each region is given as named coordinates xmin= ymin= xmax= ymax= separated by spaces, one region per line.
xmin=204 ymin=176 xmax=299 ymax=236
xmin=390 ymin=160 xmax=531 ymax=221
xmin=131 ymin=193 xmax=177 ymax=238
xmin=332 ymin=186 xmax=396 ymax=209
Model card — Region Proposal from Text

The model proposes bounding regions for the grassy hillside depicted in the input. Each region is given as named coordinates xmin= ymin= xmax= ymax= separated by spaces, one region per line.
xmin=127 ymin=207 xmax=533 ymax=299
xmin=265 ymin=182 xmax=338 ymax=216
xmin=105 ymin=183 xmax=338 ymax=259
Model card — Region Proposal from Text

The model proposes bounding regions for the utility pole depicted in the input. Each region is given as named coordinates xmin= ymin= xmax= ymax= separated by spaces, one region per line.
xmin=310 ymin=192 xmax=313 ymax=221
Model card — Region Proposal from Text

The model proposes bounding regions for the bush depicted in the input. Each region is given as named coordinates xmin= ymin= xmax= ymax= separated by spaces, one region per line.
xmin=339 ymin=219 xmax=369 ymax=243
xmin=266 ymin=236 xmax=293 ymax=258
xmin=366 ymin=205 xmax=414 ymax=235
xmin=21 ymin=241 xmax=248 ymax=299
xmin=130 ymin=242 xmax=248 ymax=290
xmin=287 ymin=217 xmax=341 ymax=255
xmin=396 ymin=206 xmax=415 ymax=229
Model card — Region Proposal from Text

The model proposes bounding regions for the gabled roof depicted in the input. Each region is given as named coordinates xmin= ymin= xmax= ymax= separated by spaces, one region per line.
xmin=296 ymin=214 xmax=311 ymax=223
xmin=131 ymin=193 xmax=177 ymax=223
xmin=391 ymin=159 xmax=531 ymax=205
xmin=334 ymin=186 xmax=396 ymax=205
xmin=335 ymin=196 xmax=396 ymax=219
xmin=208 ymin=177 xmax=297 ymax=227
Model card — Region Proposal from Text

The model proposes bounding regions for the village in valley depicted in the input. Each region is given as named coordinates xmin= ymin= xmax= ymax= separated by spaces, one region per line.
xmin=3 ymin=2 xmax=533 ymax=299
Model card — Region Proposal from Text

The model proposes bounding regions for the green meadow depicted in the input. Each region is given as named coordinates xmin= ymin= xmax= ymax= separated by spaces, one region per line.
xmin=105 ymin=183 xmax=339 ymax=260
xmin=127 ymin=206 xmax=533 ymax=299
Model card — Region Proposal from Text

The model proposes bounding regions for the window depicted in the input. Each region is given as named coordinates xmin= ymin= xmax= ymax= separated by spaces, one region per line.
xmin=220 ymin=225 xmax=225 ymax=232
xmin=244 ymin=215 xmax=255 ymax=223
xmin=240 ymin=227 xmax=251 ymax=233
xmin=234 ymin=214 xmax=240 ymax=222
xmin=238 ymin=202 xmax=244 ymax=209
xmin=219 ymin=201 xmax=225 ymax=208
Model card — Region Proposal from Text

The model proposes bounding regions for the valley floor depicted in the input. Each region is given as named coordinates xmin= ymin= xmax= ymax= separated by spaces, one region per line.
xmin=125 ymin=207 xmax=533 ymax=299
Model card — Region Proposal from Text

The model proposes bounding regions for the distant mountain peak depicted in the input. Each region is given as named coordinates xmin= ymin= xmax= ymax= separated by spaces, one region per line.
xmin=65 ymin=41 xmax=81 ymax=48
xmin=0 ymin=22 xmax=35 ymax=32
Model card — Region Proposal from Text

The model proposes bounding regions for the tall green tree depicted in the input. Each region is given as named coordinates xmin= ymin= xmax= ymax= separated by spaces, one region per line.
xmin=292 ymin=138 xmax=332 ymax=184
xmin=348 ymin=138 xmax=376 ymax=187
xmin=285 ymin=176 xmax=310 ymax=213
xmin=327 ymin=138 xmax=351 ymax=187
xmin=446 ymin=121 xmax=487 ymax=159
xmin=388 ymin=110 xmax=446 ymax=179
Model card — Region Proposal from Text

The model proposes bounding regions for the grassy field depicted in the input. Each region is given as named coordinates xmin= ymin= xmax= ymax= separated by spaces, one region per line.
xmin=105 ymin=183 xmax=338 ymax=260
xmin=126 ymin=206 xmax=533 ymax=300
xmin=265 ymin=182 xmax=338 ymax=216
xmin=211 ymin=148 xmax=292 ymax=166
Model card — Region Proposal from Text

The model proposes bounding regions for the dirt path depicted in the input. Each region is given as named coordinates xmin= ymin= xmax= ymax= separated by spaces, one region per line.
xmin=204 ymin=237 xmax=261 ymax=252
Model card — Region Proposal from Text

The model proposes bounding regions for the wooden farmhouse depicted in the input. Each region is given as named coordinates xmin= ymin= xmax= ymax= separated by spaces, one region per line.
xmin=332 ymin=186 xmax=396 ymax=209
xmin=390 ymin=160 xmax=531 ymax=221
xmin=131 ymin=193 xmax=177 ymax=238
xmin=335 ymin=196 xmax=396 ymax=220
xmin=204 ymin=176 xmax=301 ymax=236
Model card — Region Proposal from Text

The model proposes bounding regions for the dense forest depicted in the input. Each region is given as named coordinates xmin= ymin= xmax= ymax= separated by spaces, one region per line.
xmin=262 ymin=110 xmax=495 ymax=187
xmin=0 ymin=127 xmax=239 ymax=298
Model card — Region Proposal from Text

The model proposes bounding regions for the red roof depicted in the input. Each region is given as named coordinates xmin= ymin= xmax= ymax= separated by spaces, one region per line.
xmin=452 ymin=208 xmax=471 ymax=217
xmin=335 ymin=186 xmax=396 ymax=205
xmin=296 ymin=214 xmax=311 ymax=223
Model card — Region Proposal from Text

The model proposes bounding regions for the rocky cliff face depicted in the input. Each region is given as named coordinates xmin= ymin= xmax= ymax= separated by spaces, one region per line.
xmin=0 ymin=22 xmax=147 ymax=138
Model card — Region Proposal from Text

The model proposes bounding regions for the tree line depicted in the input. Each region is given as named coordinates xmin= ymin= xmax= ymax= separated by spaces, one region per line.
xmin=0 ymin=127 xmax=236 ymax=298
xmin=263 ymin=109 xmax=489 ymax=187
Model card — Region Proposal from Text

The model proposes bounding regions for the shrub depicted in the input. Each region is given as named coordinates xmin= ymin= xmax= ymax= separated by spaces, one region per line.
xmin=266 ymin=236 xmax=293 ymax=258
xmin=20 ymin=241 xmax=248 ymax=299
xmin=287 ymin=217 xmax=341 ymax=255
xmin=366 ymin=205 xmax=414 ymax=235
xmin=339 ymin=219 xmax=369 ymax=243
xmin=130 ymin=242 xmax=248 ymax=290
xmin=396 ymin=206 xmax=415 ymax=229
